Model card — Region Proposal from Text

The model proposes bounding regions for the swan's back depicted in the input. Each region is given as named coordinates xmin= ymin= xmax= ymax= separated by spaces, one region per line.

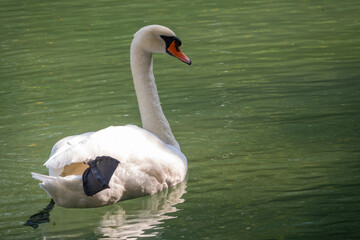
xmin=46 ymin=125 xmax=187 ymax=177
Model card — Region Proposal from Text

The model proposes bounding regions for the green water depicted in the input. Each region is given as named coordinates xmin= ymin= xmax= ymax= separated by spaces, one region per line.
xmin=1 ymin=0 xmax=360 ymax=239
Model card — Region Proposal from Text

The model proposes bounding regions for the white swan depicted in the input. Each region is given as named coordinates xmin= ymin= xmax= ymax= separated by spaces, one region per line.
xmin=31 ymin=25 xmax=191 ymax=208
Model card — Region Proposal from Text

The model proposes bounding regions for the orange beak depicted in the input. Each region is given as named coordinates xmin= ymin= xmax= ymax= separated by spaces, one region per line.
xmin=167 ymin=41 xmax=192 ymax=65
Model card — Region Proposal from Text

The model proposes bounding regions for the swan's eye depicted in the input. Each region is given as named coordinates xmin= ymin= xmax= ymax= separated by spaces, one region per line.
xmin=160 ymin=35 xmax=182 ymax=49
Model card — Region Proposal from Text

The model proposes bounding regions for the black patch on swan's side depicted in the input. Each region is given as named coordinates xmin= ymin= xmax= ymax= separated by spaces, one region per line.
xmin=82 ymin=156 xmax=120 ymax=197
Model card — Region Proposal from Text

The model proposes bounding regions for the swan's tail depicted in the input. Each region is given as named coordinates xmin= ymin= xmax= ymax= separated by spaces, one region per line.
xmin=31 ymin=172 xmax=106 ymax=208
xmin=31 ymin=156 xmax=123 ymax=208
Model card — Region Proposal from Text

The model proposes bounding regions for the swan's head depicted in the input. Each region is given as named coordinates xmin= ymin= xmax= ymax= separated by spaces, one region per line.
xmin=132 ymin=25 xmax=191 ymax=65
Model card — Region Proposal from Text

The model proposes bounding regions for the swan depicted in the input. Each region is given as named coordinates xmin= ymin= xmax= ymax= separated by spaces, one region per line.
xmin=31 ymin=25 xmax=191 ymax=208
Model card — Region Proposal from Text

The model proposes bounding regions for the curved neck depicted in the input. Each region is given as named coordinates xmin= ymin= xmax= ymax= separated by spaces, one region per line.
xmin=130 ymin=43 xmax=180 ymax=150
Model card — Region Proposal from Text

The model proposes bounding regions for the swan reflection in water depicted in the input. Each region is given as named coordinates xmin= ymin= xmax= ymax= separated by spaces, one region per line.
xmin=97 ymin=181 xmax=187 ymax=239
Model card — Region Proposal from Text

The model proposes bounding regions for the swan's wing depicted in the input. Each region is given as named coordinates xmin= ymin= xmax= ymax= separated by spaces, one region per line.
xmin=44 ymin=126 xmax=127 ymax=170
xmin=49 ymin=132 xmax=94 ymax=158
xmin=44 ymin=125 xmax=187 ymax=184
xmin=44 ymin=125 xmax=184 ymax=169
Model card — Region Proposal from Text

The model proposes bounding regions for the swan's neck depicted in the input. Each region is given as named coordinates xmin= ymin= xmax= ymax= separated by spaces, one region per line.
xmin=130 ymin=45 xmax=180 ymax=150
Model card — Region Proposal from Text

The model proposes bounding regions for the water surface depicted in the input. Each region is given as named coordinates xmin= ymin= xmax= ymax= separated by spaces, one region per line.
xmin=1 ymin=0 xmax=360 ymax=239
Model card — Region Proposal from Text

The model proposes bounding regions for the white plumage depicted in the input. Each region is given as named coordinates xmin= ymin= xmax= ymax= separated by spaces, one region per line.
xmin=32 ymin=25 xmax=191 ymax=208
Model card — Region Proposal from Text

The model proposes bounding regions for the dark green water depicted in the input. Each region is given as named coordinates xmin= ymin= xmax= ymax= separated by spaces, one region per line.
xmin=1 ymin=0 xmax=360 ymax=239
